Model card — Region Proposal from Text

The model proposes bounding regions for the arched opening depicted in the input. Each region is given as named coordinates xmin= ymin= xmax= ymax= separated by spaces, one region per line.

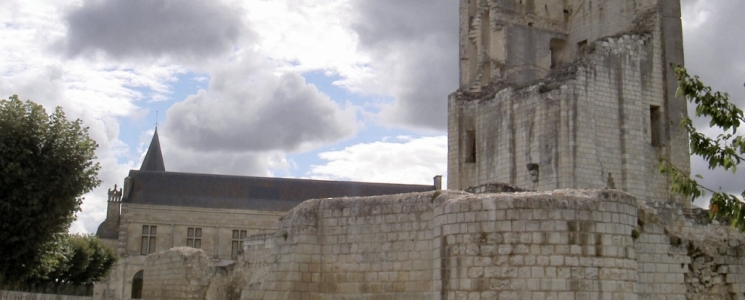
xmin=131 ymin=270 xmax=144 ymax=299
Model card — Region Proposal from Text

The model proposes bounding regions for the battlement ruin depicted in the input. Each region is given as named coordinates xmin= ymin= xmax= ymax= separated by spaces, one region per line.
xmin=449 ymin=0 xmax=690 ymax=207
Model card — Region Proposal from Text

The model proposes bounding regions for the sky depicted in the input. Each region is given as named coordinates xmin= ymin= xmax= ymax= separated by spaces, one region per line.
xmin=0 ymin=0 xmax=742 ymax=234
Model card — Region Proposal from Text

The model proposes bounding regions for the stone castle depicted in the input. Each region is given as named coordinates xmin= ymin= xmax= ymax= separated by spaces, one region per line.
xmin=94 ymin=0 xmax=745 ymax=299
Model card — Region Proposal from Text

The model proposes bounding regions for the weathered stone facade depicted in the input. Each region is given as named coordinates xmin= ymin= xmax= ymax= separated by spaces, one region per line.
xmin=143 ymin=191 xmax=745 ymax=299
xmin=448 ymin=0 xmax=690 ymax=206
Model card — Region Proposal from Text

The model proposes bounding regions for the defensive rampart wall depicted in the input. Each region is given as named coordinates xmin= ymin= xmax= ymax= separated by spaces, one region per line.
xmin=140 ymin=190 xmax=745 ymax=300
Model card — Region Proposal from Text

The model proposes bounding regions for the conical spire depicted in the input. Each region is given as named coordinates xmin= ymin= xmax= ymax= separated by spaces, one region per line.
xmin=140 ymin=128 xmax=165 ymax=172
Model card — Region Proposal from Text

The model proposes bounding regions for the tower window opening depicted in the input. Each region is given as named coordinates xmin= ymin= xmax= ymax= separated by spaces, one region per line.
xmin=578 ymin=40 xmax=588 ymax=52
xmin=650 ymin=105 xmax=662 ymax=147
xmin=465 ymin=130 xmax=476 ymax=163
xmin=550 ymin=38 xmax=568 ymax=69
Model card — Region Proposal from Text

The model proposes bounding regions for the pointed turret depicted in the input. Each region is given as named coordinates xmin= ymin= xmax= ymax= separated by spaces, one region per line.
xmin=140 ymin=128 xmax=165 ymax=172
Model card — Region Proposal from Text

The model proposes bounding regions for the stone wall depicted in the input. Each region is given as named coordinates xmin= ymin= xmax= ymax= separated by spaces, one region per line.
xmin=139 ymin=190 xmax=745 ymax=299
xmin=436 ymin=190 xmax=638 ymax=300
xmin=142 ymin=247 xmax=221 ymax=300
xmin=243 ymin=192 xmax=439 ymax=300
xmin=0 ymin=291 xmax=91 ymax=300
xmin=449 ymin=32 xmax=686 ymax=204
xmin=450 ymin=0 xmax=690 ymax=207
xmin=245 ymin=190 xmax=745 ymax=300
xmin=94 ymin=204 xmax=284 ymax=300
xmin=635 ymin=201 xmax=745 ymax=299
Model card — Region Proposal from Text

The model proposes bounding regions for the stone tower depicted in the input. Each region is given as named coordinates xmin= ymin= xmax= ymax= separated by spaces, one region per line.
xmin=448 ymin=0 xmax=689 ymax=204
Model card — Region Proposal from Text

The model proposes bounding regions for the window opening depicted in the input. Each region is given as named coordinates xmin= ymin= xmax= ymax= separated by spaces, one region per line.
xmin=578 ymin=40 xmax=588 ymax=52
xmin=650 ymin=105 xmax=662 ymax=147
xmin=140 ymin=225 xmax=156 ymax=255
xmin=187 ymin=227 xmax=202 ymax=249
xmin=550 ymin=38 xmax=568 ymax=69
xmin=231 ymin=230 xmax=247 ymax=259
xmin=465 ymin=130 xmax=476 ymax=163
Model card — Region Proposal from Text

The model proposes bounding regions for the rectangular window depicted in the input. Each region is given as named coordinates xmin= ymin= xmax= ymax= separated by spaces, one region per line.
xmin=465 ymin=130 xmax=476 ymax=163
xmin=140 ymin=225 xmax=157 ymax=255
xmin=231 ymin=230 xmax=247 ymax=259
xmin=650 ymin=105 xmax=661 ymax=147
xmin=187 ymin=227 xmax=202 ymax=249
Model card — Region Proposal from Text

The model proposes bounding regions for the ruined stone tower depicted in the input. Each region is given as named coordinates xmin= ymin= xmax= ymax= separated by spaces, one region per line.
xmin=448 ymin=0 xmax=690 ymax=204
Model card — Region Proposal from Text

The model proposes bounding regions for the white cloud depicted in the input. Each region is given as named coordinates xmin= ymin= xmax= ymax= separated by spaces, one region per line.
xmin=164 ymin=67 xmax=358 ymax=153
xmin=307 ymin=136 xmax=447 ymax=185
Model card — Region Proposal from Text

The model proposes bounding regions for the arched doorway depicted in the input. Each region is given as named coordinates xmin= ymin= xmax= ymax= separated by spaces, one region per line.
xmin=131 ymin=270 xmax=143 ymax=299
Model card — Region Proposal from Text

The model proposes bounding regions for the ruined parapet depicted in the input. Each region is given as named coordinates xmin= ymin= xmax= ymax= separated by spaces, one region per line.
xmin=435 ymin=189 xmax=639 ymax=300
xmin=134 ymin=190 xmax=745 ymax=300
xmin=142 ymin=247 xmax=228 ymax=300
xmin=239 ymin=190 xmax=639 ymax=299
xmin=450 ymin=0 xmax=689 ymax=207
xmin=465 ymin=182 xmax=525 ymax=194
xmin=635 ymin=200 xmax=745 ymax=299
xmin=449 ymin=32 xmax=687 ymax=205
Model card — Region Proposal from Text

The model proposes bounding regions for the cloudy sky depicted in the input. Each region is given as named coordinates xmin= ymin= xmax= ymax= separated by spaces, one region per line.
xmin=0 ymin=0 xmax=741 ymax=233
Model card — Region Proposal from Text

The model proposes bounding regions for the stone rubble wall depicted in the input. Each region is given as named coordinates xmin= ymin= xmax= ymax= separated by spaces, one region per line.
xmin=140 ymin=190 xmax=745 ymax=300
xmin=142 ymin=247 xmax=219 ymax=300
xmin=636 ymin=201 xmax=745 ymax=300
xmin=243 ymin=192 xmax=440 ymax=300
xmin=241 ymin=190 xmax=642 ymax=300
xmin=0 ymin=291 xmax=91 ymax=300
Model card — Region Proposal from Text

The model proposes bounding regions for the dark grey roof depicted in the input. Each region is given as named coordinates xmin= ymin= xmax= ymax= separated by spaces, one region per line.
xmin=140 ymin=128 xmax=165 ymax=172
xmin=123 ymin=170 xmax=435 ymax=211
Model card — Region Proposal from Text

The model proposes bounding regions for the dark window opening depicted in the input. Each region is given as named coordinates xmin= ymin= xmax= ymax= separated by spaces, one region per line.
xmin=550 ymin=38 xmax=568 ymax=69
xmin=578 ymin=40 xmax=588 ymax=52
xmin=465 ymin=130 xmax=476 ymax=163
xmin=131 ymin=270 xmax=144 ymax=299
xmin=650 ymin=105 xmax=662 ymax=147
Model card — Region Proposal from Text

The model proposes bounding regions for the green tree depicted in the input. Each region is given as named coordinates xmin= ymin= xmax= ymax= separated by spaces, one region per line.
xmin=20 ymin=234 xmax=116 ymax=294
xmin=659 ymin=67 xmax=745 ymax=230
xmin=62 ymin=235 xmax=116 ymax=286
xmin=0 ymin=95 xmax=101 ymax=284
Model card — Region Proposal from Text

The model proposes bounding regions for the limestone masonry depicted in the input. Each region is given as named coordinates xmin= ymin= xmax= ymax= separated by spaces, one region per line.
xmin=95 ymin=0 xmax=745 ymax=299
xmin=448 ymin=0 xmax=689 ymax=205
xmin=149 ymin=191 xmax=745 ymax=299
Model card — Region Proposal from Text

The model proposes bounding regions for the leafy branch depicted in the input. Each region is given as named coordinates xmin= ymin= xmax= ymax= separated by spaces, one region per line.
xmin=659 ymin=67 xmax=745 ymax=231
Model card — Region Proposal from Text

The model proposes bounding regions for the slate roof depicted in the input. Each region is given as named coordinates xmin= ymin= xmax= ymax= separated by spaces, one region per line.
xmin=123 ymin=170 xmax=435 ymax=211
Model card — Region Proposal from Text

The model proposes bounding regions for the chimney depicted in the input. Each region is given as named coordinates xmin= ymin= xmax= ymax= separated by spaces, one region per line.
xmin=434 ymin=175 xmax=443 ymax=190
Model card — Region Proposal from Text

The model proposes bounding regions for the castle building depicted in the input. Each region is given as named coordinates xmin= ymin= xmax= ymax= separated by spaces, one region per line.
xmin=93 ymin=129 xmax=440 ymax=299
xmin=99 ymin=1 xmax=745 ymax=299
xmin=448 ymin=0 xmax=689 ymax=204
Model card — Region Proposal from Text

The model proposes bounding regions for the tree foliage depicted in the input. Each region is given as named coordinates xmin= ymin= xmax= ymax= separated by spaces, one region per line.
xmin=0 ymin=95 xmax=101 ymax=283
xmin=41 ymin=234 xmax=117 ymax=286
xmin=8 ymin=234 xmax=117 ymax=293
xmin=659 ymin=67 xmax=745 ymax=231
